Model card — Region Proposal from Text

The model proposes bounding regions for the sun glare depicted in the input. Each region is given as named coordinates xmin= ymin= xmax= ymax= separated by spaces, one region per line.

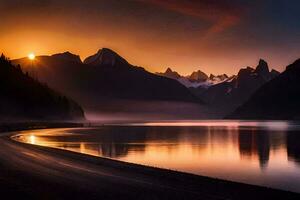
xmin=28 ymin=53 xmax=35 ymax=60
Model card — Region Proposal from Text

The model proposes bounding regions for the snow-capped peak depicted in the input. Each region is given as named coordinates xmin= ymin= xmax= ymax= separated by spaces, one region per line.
xmin=157 ymin=67 xmax=229 ymax=88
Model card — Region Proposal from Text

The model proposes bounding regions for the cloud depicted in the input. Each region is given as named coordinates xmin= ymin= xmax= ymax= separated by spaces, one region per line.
xmin=134 ymin=0 xmax=242 ymax=35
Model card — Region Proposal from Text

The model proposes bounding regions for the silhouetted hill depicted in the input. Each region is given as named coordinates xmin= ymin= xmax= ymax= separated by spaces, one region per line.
xmin=228 ymin=58 xmax=300 ymax=119
xmin=52 ymin=52 xmax=82 ymax=63
xmin=13 ymin=49 xmax=203 ymax=117
xmin=0 ymin=54 xmax=84 ymax=121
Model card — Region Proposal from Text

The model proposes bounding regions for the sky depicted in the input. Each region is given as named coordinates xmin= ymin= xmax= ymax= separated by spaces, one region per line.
xmin=0 ymin=0 xmax=299 ymax=75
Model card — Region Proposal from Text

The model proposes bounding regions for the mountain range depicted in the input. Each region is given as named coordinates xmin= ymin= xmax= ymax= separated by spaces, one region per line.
xmin=198 ymin=59 xmax=280 ymax=113
xmin=157 ymin=59 xmax=280 ymax=116
xmin=157 ymin=68 xmax=229 ymax=88
xmin=0 ymin=54 xmax=84 ymax=121
xmin=228 ymin=58 xmax=300 ymax=119
xmin=12 ymin=48 xmax=300 ymax=120
xmin=13 ymin=48 xmax=204 ymax=118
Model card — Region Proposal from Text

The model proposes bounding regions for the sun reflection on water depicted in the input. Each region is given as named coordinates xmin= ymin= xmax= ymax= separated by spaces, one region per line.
xmin=29 ymin=135 xmax=36 ymax=144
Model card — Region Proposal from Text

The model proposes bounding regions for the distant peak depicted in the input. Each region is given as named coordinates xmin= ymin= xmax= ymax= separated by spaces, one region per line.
xmin=256 ymin=59 xmax=269 ymax=73
xmin=84 ymin=48 xmax=128 ymax=66
xmin=189 ymin=70 xmax=208 ymax=82
xmin=259 ymin=58 xmax=267 ymax=65
xmin=209 ymin=73 xmax=228 ymax=81
xmin=161 ymin=67 xmax=181 ymax=79
xmin=254 ymin=58 xmax=275 ymax=81
xmin=98 ymin=48 xmax=116 ymax=54
xmin=52 ymin=52 xmax=82 ymax=63
xmin=96 ymin=48 xmax=123 ymax=59
xmin=237 ymin=66 xmax=254 ymax=77
xmin=165 ymin=67 xmax=173 ymax=73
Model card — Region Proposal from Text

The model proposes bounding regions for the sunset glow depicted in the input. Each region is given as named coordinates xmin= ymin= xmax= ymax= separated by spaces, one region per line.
xmin=28 ymin=53 xmax=35 ymax=60
xmin=1 ymin=0 xmax=299 ymax=75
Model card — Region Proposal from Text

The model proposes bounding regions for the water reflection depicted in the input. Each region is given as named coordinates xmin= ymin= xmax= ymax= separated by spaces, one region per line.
xmin=14 ymin=121 xmax=300 ymax=192
xmin=287 ymin=131 xmax=300 ymax=163
xmin=238 ymin=129 xmax=272 ymax=169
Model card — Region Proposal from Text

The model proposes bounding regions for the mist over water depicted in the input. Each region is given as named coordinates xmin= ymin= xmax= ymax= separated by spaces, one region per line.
xmin=83 ymin=100 xmax=227 ymax=122
xmin=14 ymin=120 xmax=300 ymax=193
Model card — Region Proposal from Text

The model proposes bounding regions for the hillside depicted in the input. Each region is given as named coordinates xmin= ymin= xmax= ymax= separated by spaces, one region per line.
xmin=0 ymin=54 xmax=84 ymax=121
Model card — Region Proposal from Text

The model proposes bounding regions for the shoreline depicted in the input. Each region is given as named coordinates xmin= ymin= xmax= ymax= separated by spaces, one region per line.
xmin=10 ymin=127 xmax=299 ymax=194
xmin=1 ymin=124 xmax=300 ymax=199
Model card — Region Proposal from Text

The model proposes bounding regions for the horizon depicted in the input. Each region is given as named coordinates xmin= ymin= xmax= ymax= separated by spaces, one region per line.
xmin=1 ymin=0 xmax=299 ymax=75
xmin=8 ymin=48 xmax=285 ymax=76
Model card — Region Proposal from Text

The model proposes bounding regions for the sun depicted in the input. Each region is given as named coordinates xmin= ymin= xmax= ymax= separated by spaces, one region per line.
xmin=28 ymin=53 xmax=35 ymax=60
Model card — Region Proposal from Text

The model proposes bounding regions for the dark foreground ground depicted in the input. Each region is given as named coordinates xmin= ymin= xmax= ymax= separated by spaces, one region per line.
xmin=0 ymin=124 xmax=299 ymax=200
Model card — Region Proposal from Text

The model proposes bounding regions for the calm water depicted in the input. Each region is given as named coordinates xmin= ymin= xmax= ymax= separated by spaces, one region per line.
xmin=14 ymin=121 xmax=300 ymax=193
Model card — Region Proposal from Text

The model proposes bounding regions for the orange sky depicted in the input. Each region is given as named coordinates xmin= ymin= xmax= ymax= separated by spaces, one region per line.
xmin=0 ymin=0 xmax=299 ymax=75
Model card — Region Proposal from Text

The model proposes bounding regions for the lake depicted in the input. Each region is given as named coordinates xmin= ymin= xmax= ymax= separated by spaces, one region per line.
xmin=14 ymin=120 xmax=300 ymax=193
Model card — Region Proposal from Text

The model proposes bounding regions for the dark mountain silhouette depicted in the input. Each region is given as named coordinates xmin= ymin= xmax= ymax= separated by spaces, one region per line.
xmin=189 ymin=70 xmax=209 ymax=82
xmin=156 ymin=68 xmax=181 ymax=80
xmin=195 ymin=59 xmax=280 ymax=115
xmin=228 ymin=58 xmax=300 ymax=119
xmin=84 ymin=48 xmax=129 ymax=67
xmin=52 ymin=52 xmax=82 ymax=63
xmin=254 ymin=59 xmax=279 ymax=81
xmin=0 ymin=54 xmax=84 ymax=121
xmin=13 ymin=48 xmax=203 ymax=117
